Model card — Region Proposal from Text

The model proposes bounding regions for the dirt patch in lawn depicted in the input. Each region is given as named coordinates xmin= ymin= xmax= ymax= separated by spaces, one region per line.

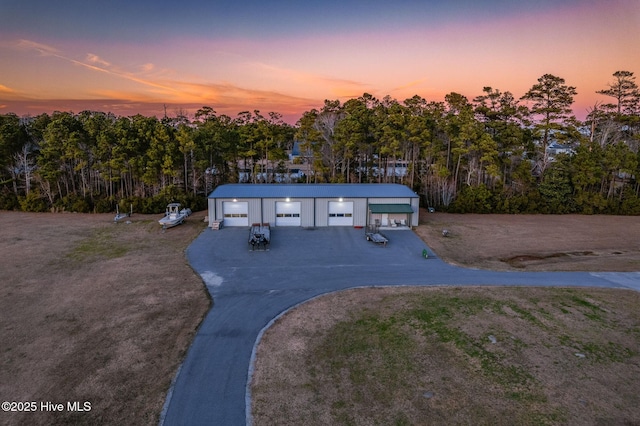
xmin=0 ymin=211 xmax=210 ymax=426
xmin=414 ymin=211 xmax=640 ymax=271
xmin=252 ymin=286 xmax=640 ymax=426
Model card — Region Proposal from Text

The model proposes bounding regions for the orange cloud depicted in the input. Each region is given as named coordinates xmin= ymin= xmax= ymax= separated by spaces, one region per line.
xmin=166 ymin=80 xmax=319 ymax=109
xmin=89 ymin=89 xmax=166 ymax=103
xmin=390 ymin=79 xmax=428 ymax=93
xmin=250 ymin=61 xmax=363 ymax=87
xmin=83 ymin=78 xmax=322 ymax=120
xmin=6 ymin=38 xmax=324 ymax=120
xmin=15 ymin=39 xmax=182 ymax=98
xmin=0 ymin=84 xmax=16 ymax=94
xmin=0 ymin=83 xmax=28 ymax=101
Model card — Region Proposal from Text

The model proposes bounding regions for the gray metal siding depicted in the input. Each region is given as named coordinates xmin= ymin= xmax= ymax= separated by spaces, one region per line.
xmin=314 ymin=198 xmax=367 ymax=227
xmin=208 ymin=199 xmax=215 ymax=225
xmin=208 ymin=192 xmax=420 ymax=228
xmin=210 ymin=198 xmax=260 ymax=226
xmin=315 ymin=198 xmax=329 ymax=226
xmin=262 ymin=199 xmax=276 ymax=225
xmin=300 ymin=199 xmax=314 ymax=227
xmin=411 ymin=199 xmax=420 ymax=226
xmin=215 ymin=199 xmax=223 ymax=221
xmin=260 ymin=198 xmax=315 ymax=226
xmin=353 ymin=199 xmax=368 ymax=227
xmin=247 ymin=199 xmax=262 ymax=224
xmin=368 ymin=197 xmax=412 ymax=204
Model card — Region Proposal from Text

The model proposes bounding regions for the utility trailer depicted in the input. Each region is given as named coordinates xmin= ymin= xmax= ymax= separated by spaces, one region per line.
xmin=249 ymin=223 xmax=270 ymax=251
xmin=365 ymin=231 xmax=388 ymax=247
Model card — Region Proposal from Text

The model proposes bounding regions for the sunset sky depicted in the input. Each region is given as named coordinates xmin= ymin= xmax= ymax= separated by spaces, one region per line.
xmin=1 ymin=0 xmax=639 ymax=123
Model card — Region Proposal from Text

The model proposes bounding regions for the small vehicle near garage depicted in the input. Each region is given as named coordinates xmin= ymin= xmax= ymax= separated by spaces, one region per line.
xmin=365 ymin=231 xmax=388 ymax=247
xmin=249 ymin=223 xmax=270 ymax=251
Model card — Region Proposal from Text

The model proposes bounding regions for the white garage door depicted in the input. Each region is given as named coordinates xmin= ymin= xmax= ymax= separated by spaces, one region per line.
xmin=223 ymin=201 xmax=249 ymax=226
xmin=276 ymin=201 xmax=301 ymax=226
xmin=328 ymin=201 xmax=354 ymax=226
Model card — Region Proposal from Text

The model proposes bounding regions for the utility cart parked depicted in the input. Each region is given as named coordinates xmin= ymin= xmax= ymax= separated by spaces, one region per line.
xmin=249 ymin=223 xmax=270 ymax=251
xmin=365 ymin=232 xmax=388 ymax=247
xmin=365 ymin=224 xmax=388 ymax=247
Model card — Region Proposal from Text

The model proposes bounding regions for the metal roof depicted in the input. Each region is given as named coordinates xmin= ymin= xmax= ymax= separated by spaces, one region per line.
xmin=208 ymin=183 xmax=419 ymax=199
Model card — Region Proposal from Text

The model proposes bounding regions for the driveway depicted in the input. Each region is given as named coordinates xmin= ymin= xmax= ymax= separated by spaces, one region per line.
xmin=161 ymin=227 xmax=639 ymax=425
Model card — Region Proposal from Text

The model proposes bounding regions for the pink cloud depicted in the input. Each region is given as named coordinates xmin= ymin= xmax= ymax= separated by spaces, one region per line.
xmin=16 ymin=39 xmax=60 ymax=56
xmin=140 ymin=63 xmax=155 ymax=73
xmin=86 ymin=53 xmax=110 ymax=67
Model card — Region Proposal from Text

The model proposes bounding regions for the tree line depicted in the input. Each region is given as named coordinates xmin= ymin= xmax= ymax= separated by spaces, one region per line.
xmin=1 ymin=71 xmax=639 ymax=215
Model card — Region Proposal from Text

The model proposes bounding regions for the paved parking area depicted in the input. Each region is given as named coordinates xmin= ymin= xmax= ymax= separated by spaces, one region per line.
xmin=161 ymin=226 xmax=637 ymax=425
xmin=187 ymin=227 xmax=442 ymax=296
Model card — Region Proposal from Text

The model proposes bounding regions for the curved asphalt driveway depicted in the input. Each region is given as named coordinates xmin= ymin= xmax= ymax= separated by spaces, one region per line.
xmin=161 ymin=227 xmax=640 ymax=425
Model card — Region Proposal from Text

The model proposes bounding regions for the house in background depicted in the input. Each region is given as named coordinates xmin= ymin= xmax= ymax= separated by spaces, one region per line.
xmin=546 ymin=142 xmax=576 ymax=159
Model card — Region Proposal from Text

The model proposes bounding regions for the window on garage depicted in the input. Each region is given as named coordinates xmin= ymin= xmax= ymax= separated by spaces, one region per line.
xmin=276 ymin=201 xmax=301 ymax=226
xmin=328 ymin=201 xmax=354 ymax=226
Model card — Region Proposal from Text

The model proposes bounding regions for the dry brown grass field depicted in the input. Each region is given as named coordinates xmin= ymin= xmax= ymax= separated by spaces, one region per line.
xmin=414 ymin=211 xmax=640 ymax=272
xmin=0 ymin=211 xmax=210 ymax=425
xmin=2 ymin=210 xmax=639 ymax=425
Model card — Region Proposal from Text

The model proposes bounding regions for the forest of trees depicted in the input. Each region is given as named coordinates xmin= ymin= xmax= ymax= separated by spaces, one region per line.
xmin=1 ymin=71 xmax=639 ymax=215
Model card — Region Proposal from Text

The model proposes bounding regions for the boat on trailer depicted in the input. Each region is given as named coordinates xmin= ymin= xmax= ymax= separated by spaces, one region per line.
xmin=159 ymin=203 xmax=191 ymax=229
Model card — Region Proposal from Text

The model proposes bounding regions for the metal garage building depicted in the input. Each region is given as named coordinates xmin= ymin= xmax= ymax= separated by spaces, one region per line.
xmin=207 ymin=183 xmax=419 ymax=228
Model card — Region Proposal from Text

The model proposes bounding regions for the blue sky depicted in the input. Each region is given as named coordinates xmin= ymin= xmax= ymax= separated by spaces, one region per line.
xmin=1 ymin=0 xmax=638 ymax=122
xmin=2 ymin=0 xmax=589 ymax=39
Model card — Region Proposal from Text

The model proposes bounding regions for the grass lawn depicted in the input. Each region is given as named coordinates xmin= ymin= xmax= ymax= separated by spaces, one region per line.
xmin=251 ymin=286 xmax=640 ymax=426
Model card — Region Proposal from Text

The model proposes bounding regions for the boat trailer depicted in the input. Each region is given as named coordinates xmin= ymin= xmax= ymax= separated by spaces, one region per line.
xmin=365 ymin=231 xmax=388 ymax=247
xmin=249 ymin=223 xmax=271 ymax=251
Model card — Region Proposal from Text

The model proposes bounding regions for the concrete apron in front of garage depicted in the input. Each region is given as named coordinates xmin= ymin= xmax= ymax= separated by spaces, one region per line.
xmin=193 ymin=226 xmax=439 ymax=297
xmin=161 ymin=226 xmax=637 ymax=426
